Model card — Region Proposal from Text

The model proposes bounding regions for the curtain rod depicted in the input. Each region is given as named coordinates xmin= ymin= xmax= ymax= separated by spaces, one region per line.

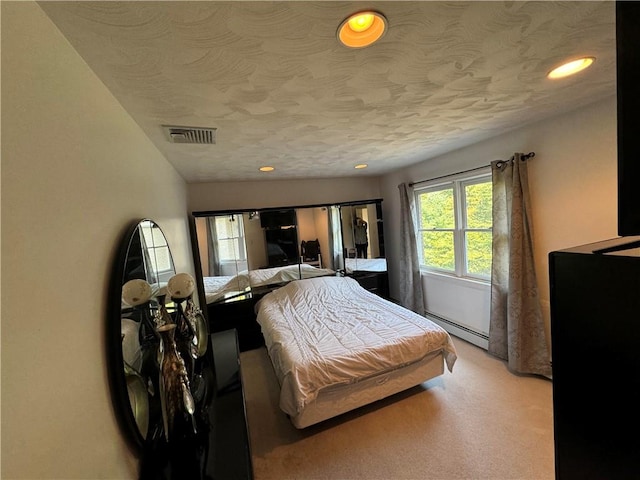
xmin=408 ymin=152 xmax=535 ymax=188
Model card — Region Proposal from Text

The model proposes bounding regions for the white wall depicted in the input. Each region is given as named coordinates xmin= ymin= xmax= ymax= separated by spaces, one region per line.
xmin=188 ymin=177 xmax=381 ymax=212
xmin=1 ymin=3 xmax=194 ymax=478
xmin=381 ymin=96 xmax=618 ymax=350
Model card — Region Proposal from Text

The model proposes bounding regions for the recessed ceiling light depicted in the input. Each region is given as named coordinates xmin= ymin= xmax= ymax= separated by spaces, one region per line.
xmin=354 ymin=164 xmax=368 ymax=169
xmin=337 ymin=11 xmax=387 ymax=48
xmin=547 ymin=57 xmax=595 ymax=79
xmin=259 ymin=166 xmax=275 ymax=172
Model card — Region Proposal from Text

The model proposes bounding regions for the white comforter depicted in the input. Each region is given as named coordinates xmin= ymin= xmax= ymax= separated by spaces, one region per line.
xmin=247 ymin=263 xmax=335 ymax=287
xmin=204 ymin=264 xmax=335 ymax=303
xmin=345 ymin=257 xmax=387 ymax=273
xmin=256 ymin=276 xmax=457 ymax=417
xmin=203 ymin=275 xmax=250 ymax=304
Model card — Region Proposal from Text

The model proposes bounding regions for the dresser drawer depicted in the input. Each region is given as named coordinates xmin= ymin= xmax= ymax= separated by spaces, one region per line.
xmin=350 ymin=272 xmax=389 ymax=298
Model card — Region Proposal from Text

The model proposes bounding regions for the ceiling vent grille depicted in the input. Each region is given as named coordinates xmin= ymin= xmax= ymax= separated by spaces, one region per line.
xmin=163 ymin=125 xmax=217 ymax=144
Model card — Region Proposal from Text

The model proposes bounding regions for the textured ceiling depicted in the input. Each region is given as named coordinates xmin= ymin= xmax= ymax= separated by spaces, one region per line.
xmin=39 ymin=1 xmax=616 ymax=183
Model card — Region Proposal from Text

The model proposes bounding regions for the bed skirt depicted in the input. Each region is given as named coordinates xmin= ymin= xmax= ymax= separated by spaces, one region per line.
xmin=290 ymin=350 xmax=445 ymax=428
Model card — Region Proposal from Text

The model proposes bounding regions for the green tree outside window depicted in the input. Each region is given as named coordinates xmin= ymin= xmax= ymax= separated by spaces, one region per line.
xmin=416 ymin=175 xmax=492 ymax=279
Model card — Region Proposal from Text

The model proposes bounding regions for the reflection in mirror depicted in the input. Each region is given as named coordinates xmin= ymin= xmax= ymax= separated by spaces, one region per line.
xmin=195 ymin=214 xmax=252 ymax=304
xmin=194 ymin=206 xmax=341 ymax=309
xmin=340 ymin=201 xmax=387 ymax=274
xmin=327 ymin=205 xmax=345 ymax=272
xmin=126 ymin=219 xmax=175 ymax=284
xmin=110 ymin=219 xmax=178 ymax=451
xmin=110 ymin=219 xmax=212 ymax=455
xmin=250 ymin=207 xmax=337 ymax=287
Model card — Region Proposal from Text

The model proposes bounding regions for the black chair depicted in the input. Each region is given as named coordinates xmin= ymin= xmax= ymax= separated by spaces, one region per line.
xmin=301 ymin=239 xmax=321 ymax=266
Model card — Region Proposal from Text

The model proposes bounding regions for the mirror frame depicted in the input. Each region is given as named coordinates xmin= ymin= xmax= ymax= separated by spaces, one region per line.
xmin=108 ymin=219 xmax=152 ymax=454
xmin=192 ymin=198 xmax=383 ymax=302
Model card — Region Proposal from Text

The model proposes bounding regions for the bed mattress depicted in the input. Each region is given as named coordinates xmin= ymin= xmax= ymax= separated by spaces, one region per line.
xmin=255 ymin=276 xmax=457 ymax=426
xmin=203 ymin=275 xmax=250 ymax=304
xmin=345 ymin=257 xmax=387 ymax=273
xmin=204 ymin=264 xmax=335 ymax=304
xmin=247 ymin=263 xmax=335 ymax=287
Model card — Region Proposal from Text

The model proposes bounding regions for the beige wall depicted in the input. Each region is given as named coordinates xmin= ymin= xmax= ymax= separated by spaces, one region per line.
xmin=244 ymin=212 xmax=267 ymax=269
xmin=1 ymin=3 xmax=193 ymax=478
xmin=188 ymin=177 xmax=381 ymax=212
xmin=296 ymin=207 xmax=318 ymax=249
xmin=381 ymin=95 xmax=618 ymax=347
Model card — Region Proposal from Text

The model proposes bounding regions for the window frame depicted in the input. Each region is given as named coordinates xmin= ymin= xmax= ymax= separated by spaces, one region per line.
xmin=215 ymin=214 xmax=247 ymax=263
xmin=415 ymin=169 xmax=492 ymax=282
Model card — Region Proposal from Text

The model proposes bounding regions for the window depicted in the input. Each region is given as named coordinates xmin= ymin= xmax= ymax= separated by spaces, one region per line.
xmin=139 ymin=220 xmax=173 ymax=282
xmin=415 ymin=172 xmax=492 ymax=280
xmin=215 ymin=214 xmax=247 ymax=262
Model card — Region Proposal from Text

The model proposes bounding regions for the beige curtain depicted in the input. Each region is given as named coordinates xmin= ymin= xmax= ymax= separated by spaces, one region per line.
xmin=327 ymin=206 xmax=343 ymax=271
xmin=489 ymin=153 xmax=551 ymax=376
xmin=398 ymin=183 xmax=425 ymax=314
xmin=206 ymin=217 xmax=222 ymax=276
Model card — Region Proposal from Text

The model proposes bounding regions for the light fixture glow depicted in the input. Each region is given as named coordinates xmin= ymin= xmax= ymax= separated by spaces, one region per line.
xmin=338 ymin=11 xmax=387 ymax=48
xmin=354 ymin=164 xmax=368 ymax=169
xmin=547 ymin=57 xmax=595 ymax=79
xmin=348 ymin=14 xmax=375 ymax=32
xmin=259 ymin=166 xmax=275 ymax=172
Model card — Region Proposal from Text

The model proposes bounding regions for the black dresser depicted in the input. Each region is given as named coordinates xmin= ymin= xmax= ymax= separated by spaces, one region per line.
xmin=208 ymin=329 xmax=253 ymax=479
xmin=549 ymin=239 xmax=640 ymax=479
xmin=139 ymin=329 xmax=253 ymax=479
xmin=349 ymin=271 xmax=390 ymax=299
xmin=207 ymin=292 xmax=267 ymax=352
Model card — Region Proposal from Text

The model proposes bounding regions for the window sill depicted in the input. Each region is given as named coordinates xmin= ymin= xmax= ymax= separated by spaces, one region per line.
xmin=420 ymin=269 xmax=490 ymax=290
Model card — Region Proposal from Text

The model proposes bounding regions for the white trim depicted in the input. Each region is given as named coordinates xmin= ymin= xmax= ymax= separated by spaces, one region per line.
xmin=421 ymin=269 xmax=490 ymax=290
xmin=427 ymin=315 xmax=489 ymax=350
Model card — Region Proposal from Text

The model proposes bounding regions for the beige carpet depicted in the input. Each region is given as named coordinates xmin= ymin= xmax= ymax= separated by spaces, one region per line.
xmin=240 ymin=336 xmax=554 ymax=480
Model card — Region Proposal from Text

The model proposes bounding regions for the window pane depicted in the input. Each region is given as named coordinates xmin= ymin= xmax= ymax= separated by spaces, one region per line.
xmin=421 ymin=231 xmax=454 ymax=270
xmin=419 ymin=188 xmax=455 ymax=229
xmin=215 ymin=216 xmax=239 ymax=239
xmin=151 ymin=228 xmax=168 ymax=246
xmin=150 ymin=246 xmax=172 ymax=272
xmin=140 ymin=223 xmax=153 ymax=245
xmin=230 ymin=217 xmax=241 ymax=237
xmin=465 ymin=231 xmax=492 ymax=276
xmin=217 ymin=238 xmax=237 ymax=260
xmin=465 ymin=182 xmax=492 ymax=229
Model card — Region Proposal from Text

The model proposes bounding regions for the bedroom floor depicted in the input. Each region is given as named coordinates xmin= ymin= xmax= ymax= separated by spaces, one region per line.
xmin=240 ymin=336 xmax=554 ymax=480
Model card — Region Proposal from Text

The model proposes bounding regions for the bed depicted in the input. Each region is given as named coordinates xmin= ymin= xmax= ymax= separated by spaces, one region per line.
xmin=247 ymin=263 xmax=334 ymax=287
xmin=203 ymin=263 xmax=335 ymax=304
xmin=345 ymin=257 xmax=387 ymax=273
xmin=255 ymin=276 xmax=457 ymax=428
xmin=203 ymin=274 xmax=250 ymax=304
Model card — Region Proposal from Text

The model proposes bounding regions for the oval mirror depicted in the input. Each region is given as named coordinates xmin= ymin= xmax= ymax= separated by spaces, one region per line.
xmin=108 ymin=219 xmax=178 ymax=452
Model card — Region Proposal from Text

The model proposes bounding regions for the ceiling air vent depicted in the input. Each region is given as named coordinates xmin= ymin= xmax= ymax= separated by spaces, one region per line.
xmin=163 ymin=125 xmax=217 ymax=144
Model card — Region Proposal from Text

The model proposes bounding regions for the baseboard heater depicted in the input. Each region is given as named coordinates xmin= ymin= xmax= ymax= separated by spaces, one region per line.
xmin=425 ymin=311 xmax=489 ymax=341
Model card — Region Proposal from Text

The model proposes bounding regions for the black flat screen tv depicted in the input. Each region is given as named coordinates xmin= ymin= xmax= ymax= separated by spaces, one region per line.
xmin=616 ymin=1 xmax=640 ymax=236
xmin=259 ymin=209 xmax=296 ymax=229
